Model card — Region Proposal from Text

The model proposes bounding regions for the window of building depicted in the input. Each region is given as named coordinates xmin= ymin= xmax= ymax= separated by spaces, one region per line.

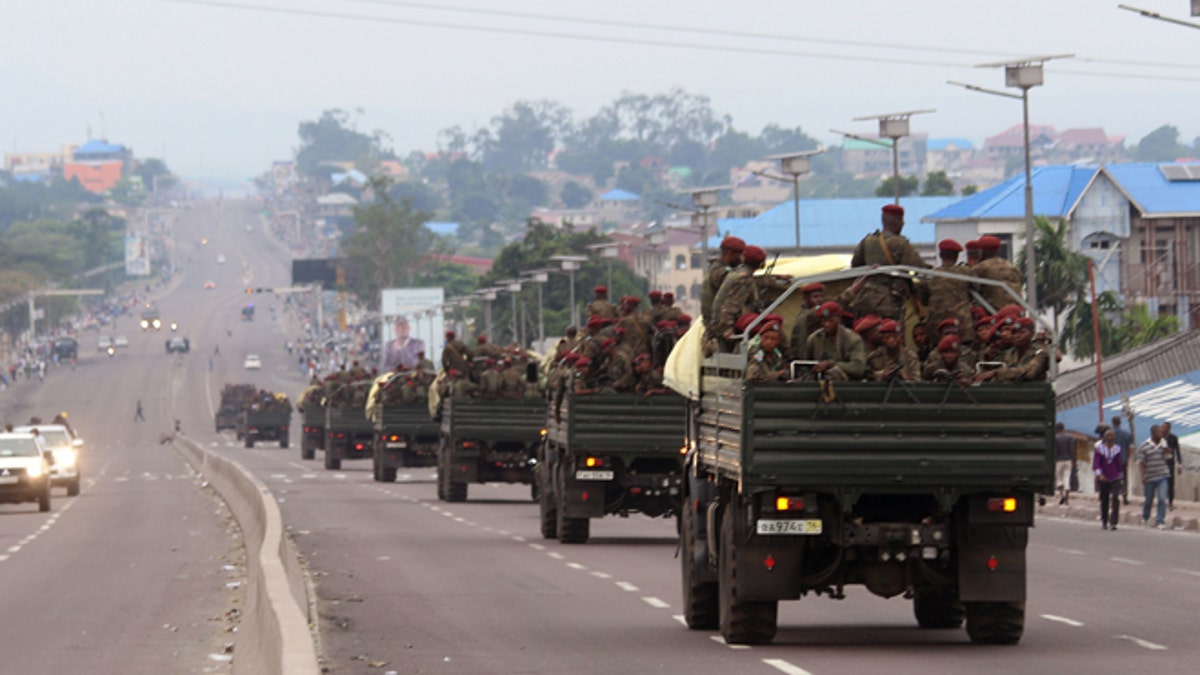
xmin=690 ymin=283 xmax=701 ymax=300
xmin=675 ymin=254 xmax=687 ymax=270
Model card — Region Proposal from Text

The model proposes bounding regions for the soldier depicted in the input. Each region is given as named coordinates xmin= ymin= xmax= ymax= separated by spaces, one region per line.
xmin=964 ymin=239 xmax=983 ymax=268
xmin=849 ymin=204 xmax=929 ymax=320
xmin=554 ymin=325 xmax=580 ymax=355
xmin=675 ymin=313 xmax=693 ymax=333
xmin=648 ymin=290 xmax=666 ymax=323
xmin=865 ymin=319 xmax=920 ymax=382
xmin=803 ymin=302 xmax=867 ymax=381
xmin=853 ymin=314 xmax=884 ymax=353
xmin=923 ymin=335 xmax=973 ymax=385
xmin=923 ymin=317 xmax=964 ymax=373
xmin=478 ymin=358 xmax=502 ymax=399
xmin=788 ymin=282 xmax=825 ymax=360
xmin=925 ymin=238 xmax=976 ymax=344
xmin=442 ymin=369 xmax=478 ymax=399
xmin=474 ymin=334 xmax=504 ymax=360
xmin=572 ymin=357 xmax=599 ymax=395
xmin=661 ymin=292 xmax=683 ymax=322
xmin=632 ymin=353 xmax=669 ymax=396
xmin=499 ymin=357 xmax=526 ymax=399
xmin=708 ymin=245 xmax=767 ymax=352
xmin=607 ymin=342 xmax=637 ymax=392
xmin=586 ymin=286 xmax=618 ymax=320
xmin=976 ymin=318 xmax=1049 ymax=383
xmin=616 ymin=296 xmax=652 ymax=356
xmin=912 ymin=320 xmax=931 ymax=364
xmin=700 ymin=235 xmax=746 ymax=325
xmin=973 ymin=235 xmax=1023 ymax=311
xmin=415 ymin=350 xmax=435 ymax=373
xmin=441 ymin=330 xmax=471 ymax=375
xmin=745 ymin=317 xmax=789 ymax=382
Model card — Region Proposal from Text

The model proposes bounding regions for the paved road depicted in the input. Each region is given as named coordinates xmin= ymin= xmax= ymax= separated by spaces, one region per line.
xmin=8 ymin=198 xmax=1198 ymax=674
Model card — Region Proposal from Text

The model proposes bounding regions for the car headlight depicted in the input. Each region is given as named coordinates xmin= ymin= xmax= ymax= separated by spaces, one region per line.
xmin=140 ymin=319 xmax=149 ymax=329
xmin=53 ymin=449 xmax=77 ymax=468
xmin=26 ymin=461 xmax=44 ymax=478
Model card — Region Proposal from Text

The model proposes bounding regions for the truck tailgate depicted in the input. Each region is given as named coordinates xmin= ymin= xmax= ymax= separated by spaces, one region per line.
xmin=442 ymin=398 xmax=545 ymax=442
xmin=550 ymin=392 xmax=686 ymax=456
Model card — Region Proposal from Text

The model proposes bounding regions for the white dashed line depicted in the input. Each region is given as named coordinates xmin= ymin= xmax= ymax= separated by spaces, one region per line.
xmin=709 ymin=635 xmax=751 ymax=650
xmin=1116 ymin=634 xmax=1168 ymax=650
xmin=1055 ymin=548 xmax=1086 ymax=556
xmin=497 ymin=530 xmax=511 ymax=536
xmin=528 ymin=543 xmax=545 ymax=551
xmin=566 ymin=563 xmax=587 ymax=570
xmin=1042 ymin=614 xmax=1085 ymax=627
xmin=763 ymin=659 xmax=813 ymax=675
xmin=547 ymin=552 xmax=565 ymax=560
xmin=1172 ymin=568 xmax=1200 ymax=577
xmin=512 ymin=536 xmax=526 ymax=543
xmin=590 ymin=571 xmax=612 ymax=579
xmin=616 ymin=582 xmax=639 ymax=592
xmin=453 ymin=517 xmax=466 ymax=523
xmin=0 ymin=555 xmax=8 ymax=562
xmin=7 ymin=546 xmax=20 ymax=554
xmin=1110 ymin=557 xmax=1144 ymax=566
xmin=672 ymin=614 xmax=687 ymax=627
xmin=642 ymin=597 xmax=669 ymax=609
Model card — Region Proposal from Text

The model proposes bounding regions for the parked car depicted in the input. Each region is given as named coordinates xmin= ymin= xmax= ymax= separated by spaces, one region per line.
xmin=166 ymin=337 xmax=191 ymax=354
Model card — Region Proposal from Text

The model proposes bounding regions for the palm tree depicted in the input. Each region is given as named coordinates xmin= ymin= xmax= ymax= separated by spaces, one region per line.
xmin=1016 ymin=217 xmax=1088 ymax=332
xmin=1119 ymin=304 xmax=1180 ymax=350
xmin=1061 ymin=290 xmax=1123 ymax=361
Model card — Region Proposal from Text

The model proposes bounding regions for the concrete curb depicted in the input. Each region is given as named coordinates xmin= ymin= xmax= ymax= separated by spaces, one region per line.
xmin=1038 ymin=494 xmax=1200 ymax=532
xmin=175 ymin=437 xmax=320 ymax=675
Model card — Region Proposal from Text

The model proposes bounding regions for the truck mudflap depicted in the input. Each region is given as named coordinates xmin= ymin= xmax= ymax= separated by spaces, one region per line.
xmin=958 ymin=524 xmax=1028 ymax=602
xmin=563 ymin=472 xmax=683 ymax=519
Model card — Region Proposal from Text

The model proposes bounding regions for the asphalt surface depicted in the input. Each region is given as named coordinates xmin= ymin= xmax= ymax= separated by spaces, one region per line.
xmin=6 ymin=198 xmax=1199 ymax=674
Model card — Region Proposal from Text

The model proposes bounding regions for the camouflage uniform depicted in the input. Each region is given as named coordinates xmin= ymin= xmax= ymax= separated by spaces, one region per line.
xmin=586 ymin=299 xmax=618 ymax=320
xmin=710 ymin=267 xmax=760 ymax=341
xmin=926 ymin=263 xmax=976 ymax=343
xmin=865 ymin=346 xmax=921 ymax=382
xmin=850 ymin=230 xmax=928 ymax=320
xmin=617 ymin=313 xmax=652 ymax=356
xmin=788 ymin=306 xmax=820 ymax=361
xmin=633 ymin=367 xmax=666 ymax=394
xmin=994 ymin=345 xmax=1050 ymax=382
xmin=700 ymin=259 xmax=732 ymax=326
xmin=478 ymin=368 xmax=502 ymax=399
xmin=499 ymin=365 xmax=526 ymax=399
xmin=803 ymin=326 xmax=867 ymax=380
xmin=606 ymin=346 xmax=637 ymax=392
xmin=922 ymin=355 xmax=974 ymax=383
xmin=745 ymin=345 xmax=788 ymax=382
xmin=973 ymin=258 xmax=1023 ymax=311
xmin=441 ymin=339 xmax=471 ymax=375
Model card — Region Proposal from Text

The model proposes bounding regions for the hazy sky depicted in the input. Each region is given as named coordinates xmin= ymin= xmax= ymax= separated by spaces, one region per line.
xmin=5 ymin=0 xmax=1200 ymax=185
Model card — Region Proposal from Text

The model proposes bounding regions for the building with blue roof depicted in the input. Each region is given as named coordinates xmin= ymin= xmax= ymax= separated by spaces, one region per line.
xmin=925 ymin=162 xmax=1200 ymax=327
xmin=712 ymin=196 xmax=960 ymax=254
xmin=424 ymin=221 xmax=460 ymax=237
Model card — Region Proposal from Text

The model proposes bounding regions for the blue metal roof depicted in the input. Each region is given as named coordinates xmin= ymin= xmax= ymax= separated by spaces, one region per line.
xmin=424 ymin=221 xmax=459 ymax=236
xmin=75 ymin=140 xmax=125 ymax=155
xmin=1103 ymin=163 xmax=1200 ymax=215
xmin=927 ymin=138 xmax=975 ymax=151
xmin=713 ymin=196 xmax=960 ymax=249
xmin=923 ymin=165 xmax=1096 ymax=222
xmin=599 ymin=189 xmax=640 ymax=201
xmin=1056 ymin=367 xmax=1200 ymax=439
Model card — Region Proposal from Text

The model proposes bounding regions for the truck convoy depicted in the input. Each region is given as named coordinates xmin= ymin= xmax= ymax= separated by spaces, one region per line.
xmin=215 ymin=384 xmax=255 ymax=432
xmin=677 ymin=268 xmax=1055 ymax=646
xmin=297 ymin=383 xmax=325 ymax=461
xmin=214 ymin=383 xmax=292 ymax=448
xmin=323 ymin=380 xmax=374 ymax=470
xmin=435 ymin=392 xmax=545 ymax=503
xmin=367 ymin=371 xmax=439 ymax=482
xmin=539 ymin=390 xmax=687 ymax=544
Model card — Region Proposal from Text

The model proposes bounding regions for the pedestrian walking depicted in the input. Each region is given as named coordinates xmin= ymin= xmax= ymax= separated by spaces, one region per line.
xmin=1110 ymin=416 xmax=1133 ymax=504
xmin=1162 ymin=421 xmax=1184 ymax=510
xmin=1053 ymin=422 xmax=1075 ymax=505
xmin=1138 ymin=425 xmax=1171 ymax=529
xmin=1094 ymin=428 xmax=1124 ymax=530
xmin=134 ymin=399 xmax=145 ymax=422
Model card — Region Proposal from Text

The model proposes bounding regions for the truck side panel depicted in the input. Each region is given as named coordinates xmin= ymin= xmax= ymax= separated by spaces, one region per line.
xmin=548 ymin=393 xmax=686 ymax=456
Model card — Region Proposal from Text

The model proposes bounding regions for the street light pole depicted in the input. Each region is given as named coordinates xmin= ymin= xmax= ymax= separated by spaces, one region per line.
xmin=550 ymin=255 xmax=587 ymax=328
xmin=764 ymin=149 xmax=822 ymax=252
xmin=850 ymin=110 xmax=935 ymax=206
xmin=523 ymin=270 xmax=549 ymax=349
xmin=683 ymin=187 xmax=727 ymax=260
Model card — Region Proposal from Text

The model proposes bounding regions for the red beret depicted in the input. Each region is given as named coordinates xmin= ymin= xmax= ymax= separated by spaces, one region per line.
xmin=720 ymin=236 xmax=746 ymax=253
xmin=816 ymin=302 xmax=842 ymax=319
xmin=663 ymin=292 xmax=674 ymax=301
xmin=800 ymin=282 xmax=825 ymax=294
xmin=975 ymin=316 xmax=995 ymax=330
xmin=978 ymin=235 xmax=1003 ymax=251
xmin=477 ymin=335 xmax=487 ymax=343
xmin=448 ymin=368 xmax=462 ymax=376
xmin=965 ymin=239 xmax=982 ymax=252
xmin=648 ymin=290 xmax=663 ymax=299
xmin=742 ymin=245 xmax=767 ymax=265
xmin=676 ymin=314 xmax=692 ymax=324
xmin=853 ymin=315 xmax=882 ymax=334
xmin=995 ymin=304 xmax=1023 ymax=320
xmin=735 ymin=312 xmax=760 ymax=333
xmin=574 ymin=357 xmax=592 ymax=368
xmin=594 ymin=285 xmax=608 ymax=295
xmin=936 ymin=318 xmax=961 ymax=333
xmin=882 ymin=204 xmax=905 ymax=216
xmin=562 ymin=352 xmax=580 ymax=363
xmin=633 ymin=353 xmax=651 ymax=364
xmin=656 ymin=320 xmax=675 ymax=331
xmin=1013 ymin=317 xmax=1035 ymax=330
xmin=620 ymin=295 xmax=641 ymax=306
xmin=611 ymin=326 xmax=626 ymax=338
xmin=599 ymin=338 xmax=617 ymax=350
xmin=938 ymin=239 xmax=963 ymax=254
xmin=878 ymin=319 xmax=902 ymax=334
xmin=937 ymin=336 xmax=961 ymax=352
xmin=970 ymin=306 xmax=987 ymax=322
xmin=754 ymin=319 xmax=783 ymax=336
xmin=586 ymin=315 xmax=609 ymax=328
xmin=445 ymin=330 xmax=456 ymax=339
xmin=484 ymin=357 xmax=497 ymax=366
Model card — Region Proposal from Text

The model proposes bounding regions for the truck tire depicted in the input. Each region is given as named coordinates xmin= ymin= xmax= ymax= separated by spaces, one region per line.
xmin=555 ymin=464 xmax=589 ymax=544
xmin=446 ymin=480 xmax=468 ymax=502
xmin=244 ymin=436 xmax=254 ymax=449
xmin=67 ymin=476 xmax=81 ymax=497
xmin=301 ymin=441 xmax=315 ymax=461
xmin=718 ymin=503 xmax=777 ymax=645
xmin=539 ymin=473 xmax=558 ymax=540
xmin=280 ymin=437 xmax=289 ymax=449
xmin=965 ymin=602 xmax=1024 ymax=644
xmin=681 ymin=499 xmax=718 ymax=629
xmin=913 ymin=588 xmax=965 ymax=629
xmin=380 ymin=465 xmax=397 ymax=482
xmin=325 ymin=453 xmax=341 ymax=471
xmin=436 ymin=453 xmax=448 ymax=501
xmin=38 ymin=486 xmax=51 ymax=512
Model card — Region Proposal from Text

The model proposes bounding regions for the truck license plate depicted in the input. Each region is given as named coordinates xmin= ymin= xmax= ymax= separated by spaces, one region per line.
xmin=575 ymin=470 xmax=614 ymax=481
xmin=386 ymin=442 xmax=407 ymax=449
xmin=756 ymin=519 xmax=823 ymax=535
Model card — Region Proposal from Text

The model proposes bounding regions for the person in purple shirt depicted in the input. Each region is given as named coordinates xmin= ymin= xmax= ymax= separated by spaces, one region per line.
xmin=1094 ymin=427 xmax=1125 ymax=530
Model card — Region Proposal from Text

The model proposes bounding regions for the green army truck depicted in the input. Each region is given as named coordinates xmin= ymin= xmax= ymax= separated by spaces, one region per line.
xmin=678 ymin=267 xmax=1055 ymax=646
xmin=323 ymin=405 xmax=374 ymax=470
xmin=539 ymin=391 xmax=688 ymax=544
xmin=239 ymin=406 xmax=291 ymax=448
xmin=299 ymin=402 xmax=325 ymax=460
xmin=437 ymin=397 xmax=545 ymax=503
xmin=372 ymin=405 xmax=440 ymax=481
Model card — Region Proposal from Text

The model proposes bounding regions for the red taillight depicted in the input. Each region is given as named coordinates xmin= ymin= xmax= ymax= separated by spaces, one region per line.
xmin=764 ymin=554 xmax=776 ymax=571
xmin=461 ymin=441 xmax=477 ymax=449
xmin=354 ymin=443 xmax=364 ymax=451
xmin=630 ymin=487 xmax=642 ymax=495
xmin=585 ymin=456 xmax=603 ymax=468
xmin=987 ymin=497 xmax=1018 ymax=513
xmin=581 ymin=491 xmax=589 ymax=501
xmin=775 ymin=496 xmax=805 ymax=511
xmin=986 ymin=555 xmax=999 ymax=571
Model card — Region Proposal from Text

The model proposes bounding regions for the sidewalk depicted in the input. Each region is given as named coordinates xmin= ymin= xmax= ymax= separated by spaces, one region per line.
xmin=1036 ymin=490 xmax=1200 ymax=532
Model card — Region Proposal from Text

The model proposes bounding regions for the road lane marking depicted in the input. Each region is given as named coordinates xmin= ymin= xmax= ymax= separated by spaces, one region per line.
xmin=0 ymin=555 xmax=7 ymax=562
xmin=566 ymin=563 xmax=587 ymax=570
xmin=616 ymin=581 xmax=639 ymax=592
xmin=528 ymin=543 xmax=545 ymax=551
xmin=590 ymin=571 xmax=612 ymax=579
xmin=709 ymin=635 xmax=751 ymax=650
xmin=642 ymin=597 xmax=669 ymax=609
xmin=1171 ymin=568 xmax=1200 ymax=577
xmin=672 ymin=614 xmax=687 ymax=626
xmin=763 ymin=659 xmax=813 ymax=675
xmin=1042 ymin=614 xmax=1084 ymax=627
xmin=547 ymin=552 xmax=565 ymax=560
xmin=7 ymin=546 xmax=20 ymax=553
xmin=512 ymin=536 xmax=526 ymax=542
xmin=1116 ymin=634 xmax=1168 ymax=650
xmin=453 ymin=517 xmax=466 ymax=523
xmin=1110 ymin=557 xmax=1144 ymax=566
xmin=1055 ymin=548 xmax=1086 ymax=556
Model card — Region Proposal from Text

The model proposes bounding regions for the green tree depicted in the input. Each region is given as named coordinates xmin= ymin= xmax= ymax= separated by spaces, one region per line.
xmin=134 ymin=158 xmax=175 ymax=192
xmin=1015 ymin=217 xmax=1088 ymax=331
xmin=1061 ymin=290 xmax=1123 ymax=361
xmin=1118 ymin=304 xmax=1180 ymax=349
xmin=1134 ymin=124 xmax=1190 ymax=162
xmin=875 ymin=175 xmax=919 ymax=198
xmin=415 ymin=260 xmax=478 ymax=298
xmin=961 ymin=184 xmax=979 ymax=196
xmin=560 ymin=181 xmax=593 ymax=209
xmin=296 ymin=109 xmax=392 ymax=176
xmin=920 ymin=170 xmax=955 ymax=196
xmin=475 ymin=100 xmax=572 ymax=172
xmin=340 ymin=177 xmax=442 ymax=303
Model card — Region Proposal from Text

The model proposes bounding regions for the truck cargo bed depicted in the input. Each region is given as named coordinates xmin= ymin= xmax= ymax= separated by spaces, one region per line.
xmin=548 ymin=392 xmax=686 ymax=456
xmin=442 ymin=398 xmax=545 ymax=442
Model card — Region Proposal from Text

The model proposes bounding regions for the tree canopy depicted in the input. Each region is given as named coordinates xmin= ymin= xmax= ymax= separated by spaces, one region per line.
xmin=296 ymin=109 xmax=393 ymax=177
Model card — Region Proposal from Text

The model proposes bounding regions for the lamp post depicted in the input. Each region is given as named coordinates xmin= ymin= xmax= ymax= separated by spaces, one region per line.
xmin=761 ymin=148 xmax=823 ymax=252
xmin=645 ymin=230 xmax=666 ymax=293
xmin=477 ymin=288 xmax=498 ymax=338
xmin=1118 ymin=3 xmax=1200 ymax=29
xmin=845 ymin=109 xmax=935 ymax=205
xmin=550 ymin=255 xmax=587 ymax=328
xmin=681 ymin=186 xmax=727 ymax=259
xmin=950 ymin=54 xmax=1070 ymax=311
xmin=523 ymin=270 xmax=550 ymax=349
xmin=503 ymin=280 xmax=524 ymax=347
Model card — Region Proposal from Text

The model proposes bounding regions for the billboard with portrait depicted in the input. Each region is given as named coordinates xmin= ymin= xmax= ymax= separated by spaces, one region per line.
xmin=380 ymin=287 xmax=445 ymax=372
xmin=125 ymin=233 xmax=150 ymax=276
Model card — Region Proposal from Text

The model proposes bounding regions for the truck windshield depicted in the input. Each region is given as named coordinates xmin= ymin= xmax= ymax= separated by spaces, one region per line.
xmin=0 ymin=438 xmax=39 ymax=457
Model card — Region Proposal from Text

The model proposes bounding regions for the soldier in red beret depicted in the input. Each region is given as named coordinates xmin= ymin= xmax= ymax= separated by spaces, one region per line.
xmin=866 ymin=318 xmax=920 ymax=381
xmin=853 ymin=314 xmax=885 ymax=352
xmin=788 ymin=281 xmax=827 ymax=359
xmin=745 ymin=317 xmax=789 ymax=382
xmin=974 ymin=235 xmax=1023 ymax=311
xmin=440 ymin=329 xmax=472 ymax=377
xmin=849 ymin=203 xmax=929 ymax=321
xmin=923 ymin=335 xmax=972 ymax=385
xmin=976 ymin=316 xmax=1048 ymax=383
xmin=586 ymin=285 xmax=618 ymax=320
xmin=925 ymin=236 xmax=975 ymax=347
xmin=799 ymin=301 xmax=867 ymax=380
xmin=661 ymin=291 xmax=682 ymax=322
xmin=964 ymin=240 xmax=983 ymax=268
xmin=707 ymin=245 xmax=767 ymax=354
xmin=701 ymin=236 xmax=747 ymax=327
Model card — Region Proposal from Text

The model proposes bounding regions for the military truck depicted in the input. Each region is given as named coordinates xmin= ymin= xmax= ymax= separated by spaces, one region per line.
xmin=678 ymin=267 xmax=1055 ymax=646
xmin=296 ymin=385 xmax=325 ymax=461
xmin=215 ymin=383 xmax=255 ymax=433
xmin=239 ymin=397 xmax=291 ymax=448
xmin=436 ymin=396 xmax=545 ymax=503
xmin=539 ymin=390 xmax=687 ymax=544
xmin=365 ymin=371 xmax=439 ymax=481
xmin=323 ymin=380 xmax=374 ymax=470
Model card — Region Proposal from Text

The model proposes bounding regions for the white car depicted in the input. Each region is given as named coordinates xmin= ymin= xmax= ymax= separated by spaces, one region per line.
xmin=97 ymin=335 xmax=113 ymax=351
xmin=217 ymin=254 xmax=227 ymax=264
xmin=243 ymin=354 xmax=262 ymax=370
xmin=15 ymin=424 xmax=81 ymax=496
xmin=0 ymin=432 xmax=52 ymax=512
xmin=114 ymin=335 xmax=130 ymax=348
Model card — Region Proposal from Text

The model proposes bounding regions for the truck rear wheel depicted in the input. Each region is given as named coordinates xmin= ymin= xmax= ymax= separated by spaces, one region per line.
xmin=539 ymin=472 xmax=558 ymax=540
xmin=555 ymin=465 xmax=589 ymax=544
xmin=244 ymin=436 xmax=254 ymax=448
xmin=380 ymin=465 xmax=397 ymax=482
xmin=965 ymin=601 xmax=1024 ymax=644
xmin=301 ymin=441 xmax=314 ymax=460
xmin=913 ymin=588 xmax=965 ymax=629
xmin=681 ymin=499 xmax=718 ymax=629
xmin=38 ymin=485 xmax=51 ymax=512
xmin=446 ymin=480 xmax=468 ymax=502
xmin=325 ymin=453 xmax=341 ymax=470
xmin=280 ymin=438 xmax=289 ymax=449
xmin=67 ymin=476 xmax=81 ymax=497
xmin=719 ymin=504 xmax=777 ymax=645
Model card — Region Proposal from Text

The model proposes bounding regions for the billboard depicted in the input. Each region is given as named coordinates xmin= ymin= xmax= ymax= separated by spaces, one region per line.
xmin=292 ymin=258 xmax=340 ymax=290
xmin=380 ymin=287 xmax=445 ymax=372
xmin=125 ymin=233 xmax=150 ymax=276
